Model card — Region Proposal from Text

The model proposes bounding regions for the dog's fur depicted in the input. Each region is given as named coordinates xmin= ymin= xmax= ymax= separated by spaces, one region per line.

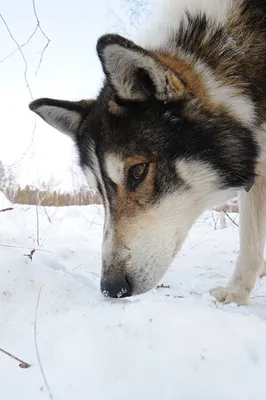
xmin=29 ymin=0 xmax=266 ymax=303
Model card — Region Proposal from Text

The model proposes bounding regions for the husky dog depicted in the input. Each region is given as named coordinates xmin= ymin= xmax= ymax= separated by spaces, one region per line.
xmin=30 ymin=0 xmax=266 ymax=304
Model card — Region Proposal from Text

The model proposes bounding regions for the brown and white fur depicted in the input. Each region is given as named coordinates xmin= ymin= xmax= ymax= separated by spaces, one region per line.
xmin=30 ymin=0 xmax=266 ymax=304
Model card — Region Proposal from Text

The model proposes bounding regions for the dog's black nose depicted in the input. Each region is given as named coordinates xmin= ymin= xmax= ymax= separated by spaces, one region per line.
xmin=101 ymin=275 xmax=132 ymax=298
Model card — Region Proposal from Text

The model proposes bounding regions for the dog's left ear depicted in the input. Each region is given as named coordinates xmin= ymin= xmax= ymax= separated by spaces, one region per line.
xmin=29 ymin=98 xmax=95 ymax=138
xmin=97 ymin=34 xmax=185 ymax=101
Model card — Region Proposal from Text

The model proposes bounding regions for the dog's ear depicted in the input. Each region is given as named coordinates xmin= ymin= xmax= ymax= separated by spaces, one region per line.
xmin=97 ymin=34 xmax=185 ymax=102
xmin=29 ymin=98 xmax=95 ymax=137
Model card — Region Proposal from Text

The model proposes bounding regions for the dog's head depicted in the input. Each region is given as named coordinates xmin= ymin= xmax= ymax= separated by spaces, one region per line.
xmin=29 ymin=34 xmax=256 ymax=298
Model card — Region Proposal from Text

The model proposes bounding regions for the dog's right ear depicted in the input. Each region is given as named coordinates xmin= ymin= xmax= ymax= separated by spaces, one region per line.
xmin=29 ymin=98 xmax=95 ymax=137
xmin=97 ymin=34 xmax=185 ymax=102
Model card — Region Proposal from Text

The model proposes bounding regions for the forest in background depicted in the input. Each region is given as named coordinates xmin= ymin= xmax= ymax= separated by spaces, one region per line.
xmin=0 ymin=160 xmax=102 ymax=206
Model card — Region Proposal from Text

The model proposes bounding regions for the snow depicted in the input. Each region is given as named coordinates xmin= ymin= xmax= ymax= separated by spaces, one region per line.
xmin=1 ymin=194 xmax=266 ymax=400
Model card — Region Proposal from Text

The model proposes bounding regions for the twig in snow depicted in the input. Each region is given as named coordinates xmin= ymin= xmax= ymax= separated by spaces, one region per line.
xmin=72 ymin=264 xmax=83 ymax=271
xmin=211 ymin=210 xmax=219 ymax=230
xmin=24 ymin=249 xmax=36 ymax=261
xmin=43 ymin=206 xmax=52 ymax=224
xmin=0 ymin=347 xmax=31 ymax=369
xmin=0 ymin=243 xmax=52 ymax=254
xmin=189 ymin=240 xmax=210 ymax=249
xmin=156 ymin=284 xmax=171 ymax=289
xmin=196 ymin=272 xmax=227 ymax=279
xmin=190 ymin=289 xmax=201 ymax=296
xmin=250 ymin=295 xmax=266 ymax=299
xmin=35 ymin=204 xmax=40 ymax=247
xmin=222 ymin=209 xmax=239 ymax=227
xmin=84 ymin=271 xmax=100 ymax=280
xmin=0 ymin=207 xmax=14 ymax=212
xmin=34 ymin=286 xmax=54 ymax=400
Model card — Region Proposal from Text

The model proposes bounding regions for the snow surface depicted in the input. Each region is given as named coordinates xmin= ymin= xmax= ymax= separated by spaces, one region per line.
xmin=1 ymin=194 xmax=266 ymax=400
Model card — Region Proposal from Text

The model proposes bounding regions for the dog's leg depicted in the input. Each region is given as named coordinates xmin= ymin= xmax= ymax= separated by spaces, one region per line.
xmin=260 ymin=261 xmax=266 ymax=276
xmin=211 ymin=174 xmax=266 ymax=305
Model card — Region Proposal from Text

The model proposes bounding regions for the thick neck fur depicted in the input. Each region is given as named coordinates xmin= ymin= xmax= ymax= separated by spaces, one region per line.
xmin=137 ymin=0 xmax=266 ymax=123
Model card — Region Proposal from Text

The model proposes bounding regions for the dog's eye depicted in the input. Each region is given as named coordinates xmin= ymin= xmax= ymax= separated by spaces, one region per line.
xmin=131 ymin=164 xmax=147 ymax=180
xmin=128 ymin=163 xmax=148 ymax=189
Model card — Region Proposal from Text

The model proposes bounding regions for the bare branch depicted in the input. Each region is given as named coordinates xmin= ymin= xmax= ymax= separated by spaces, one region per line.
xmin=0 ymin=13 xmax=33 ymax=99
xmin=32 ymin=0 xmax=51 ymax=76
xmin=34 ymin=286 xmax=54 ymax=400
xmin=42 ymin=206 xmax=52 ymax=224
xmin=35 ymin=40 xmax=50 ymax=77
xmin=0 ymin=24 xmax=38 ymax=64
xmin=8 ymin=117 xmax=36 ymax=168
xmin=1 ymin=0 xmax=51 ymax=166
xmin=0 ymin=1 xmax=51 ymax=78
xmin=35 ymin=203 xmax=40 ymax=247
xmin=32 ymin=0 xmax=50 ymax=42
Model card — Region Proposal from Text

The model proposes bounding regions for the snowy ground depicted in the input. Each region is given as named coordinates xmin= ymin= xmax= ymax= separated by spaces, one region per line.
xmin=1 ymin=192 xmax=266 ymax=400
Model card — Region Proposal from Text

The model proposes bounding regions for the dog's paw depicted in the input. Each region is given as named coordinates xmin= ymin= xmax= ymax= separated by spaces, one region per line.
xmin=210 ymin=286 xmax=249 ymax=305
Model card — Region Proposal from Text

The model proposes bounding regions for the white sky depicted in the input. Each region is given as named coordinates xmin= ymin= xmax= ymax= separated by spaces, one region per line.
xmin=0 ymin=0 xmax=152 ymax=190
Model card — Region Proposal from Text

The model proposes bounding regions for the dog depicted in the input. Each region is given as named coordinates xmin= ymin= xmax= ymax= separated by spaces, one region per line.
xmin=29 ymin=0 xmax=266 ymax=304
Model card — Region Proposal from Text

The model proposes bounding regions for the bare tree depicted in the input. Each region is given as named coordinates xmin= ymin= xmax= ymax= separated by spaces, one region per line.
xmin=0 ymin=161 xmax=18 ymax=202
xmin=108 ymin=0 xmax=153 ymax=36
xmin=123 ymin=0 xmax=152 ymax=29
